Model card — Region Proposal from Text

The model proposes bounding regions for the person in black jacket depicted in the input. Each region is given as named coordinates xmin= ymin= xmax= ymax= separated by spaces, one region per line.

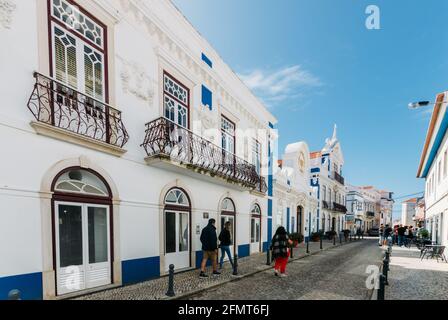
xmin=270 ymin=226 xmax=293 ymax=277
xmin=218 ymin=221 xmax=234 ymax=270
xmin=199 ymin=219 xmax=220 ymax=278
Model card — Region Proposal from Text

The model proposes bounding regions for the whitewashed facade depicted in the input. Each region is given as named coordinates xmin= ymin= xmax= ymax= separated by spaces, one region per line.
xmin=273 ymin=142 xmax=318 ymax=241
xmin=309 ymin=125 xmax=347 ymax=233
xmin=417 ymin=92 xmax=448 ymax=245
xmin=0 ymin=0 xmax=277 ymax=299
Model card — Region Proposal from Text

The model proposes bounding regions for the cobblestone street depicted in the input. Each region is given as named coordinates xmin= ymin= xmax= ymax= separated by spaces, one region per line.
xmin=187 ymin=239 xmax=382 ymax=300
xmin=385 ymin=246 xmax=448 ymax=300
xmin=75 ymin=238 xmax=367 ymax=300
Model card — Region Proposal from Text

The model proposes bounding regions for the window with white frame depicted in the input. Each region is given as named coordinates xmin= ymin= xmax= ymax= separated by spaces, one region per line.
xmin=444 ymin=149 xmax=448 ymax=179
xmin=163 ymin=73 xmax=189 ymax=128
xmin=252 ymin=139 xmax=261 ymax=175
xmin=221 ymin=116 xmax=235 ymax=154
xmin=50 ymin=0 xmax=106 ymax=101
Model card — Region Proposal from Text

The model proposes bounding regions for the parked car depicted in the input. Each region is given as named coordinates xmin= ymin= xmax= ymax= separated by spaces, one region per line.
xmin=368 ymin=228 xmax=379 ymax=236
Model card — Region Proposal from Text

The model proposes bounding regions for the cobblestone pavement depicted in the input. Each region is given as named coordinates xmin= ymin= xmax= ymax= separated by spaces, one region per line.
xmin=385 ymin=245 xmax=448 ymax=300
xmin=75 ymin=237 xmax=362 ymax=300
xmin=188 ymin=239 xmax=381 ymax=300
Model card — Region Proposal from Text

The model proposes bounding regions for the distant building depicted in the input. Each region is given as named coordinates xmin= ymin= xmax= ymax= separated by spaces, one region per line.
xmin=310 ymin=125 xmax=347 ymax=233
xmin=414 ymin=197 xmax=425 ymax=228
xmin=401 ymin=198 xmax=418 ymax=227
xmin=417 ymin=92 xmax=448 ymax=245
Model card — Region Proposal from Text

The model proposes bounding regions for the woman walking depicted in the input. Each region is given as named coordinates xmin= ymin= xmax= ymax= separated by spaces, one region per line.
xmin=218 ymin=221 xmax=234 ymax=270
xmin=270 ymin=226 xmax=293 ymax=277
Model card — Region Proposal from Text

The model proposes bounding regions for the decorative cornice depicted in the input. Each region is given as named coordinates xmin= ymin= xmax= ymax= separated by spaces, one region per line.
xmin=116 ymin=0 xmax=268 ymax=131
xmin=0 ymin=0 xmax=16 ymax=29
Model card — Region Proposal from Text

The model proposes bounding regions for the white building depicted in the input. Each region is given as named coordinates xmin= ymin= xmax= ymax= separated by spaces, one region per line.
xmin=417 ymin=92 xmax=448 ymax=245
xmin=0 ymin=0 xmax=277 ymax=299
xmin=379 ymin=190 xmax=394 ymax=227
xmin=310 ymin=125 xmax=347 ymax=234
xmin=401 ymin=198 xmax=418 ymax=227
xmin=273 ymin=142 xmax=318 ymax=241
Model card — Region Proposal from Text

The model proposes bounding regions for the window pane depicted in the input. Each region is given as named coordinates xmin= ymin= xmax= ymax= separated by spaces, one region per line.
xmin=58 ymin=205 xmax=83 ymax=267
xmin=251 ymin=218 xmax=255 ymax=243
xmin=179 ymin=213 xmax=189 ymax=252
xmin=165 ymin=212 xmax=176 ymax=254
xmin=88 ymin=207 xmax=108 ymax=264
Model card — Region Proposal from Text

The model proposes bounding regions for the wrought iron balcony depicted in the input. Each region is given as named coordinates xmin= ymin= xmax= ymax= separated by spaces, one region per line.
xmin=141 ymin=117 xmax=265 ymax=192
xmin=27 ymin=72 xmax=129 ymax=148
xmin=366 ymin=211 xmax=375 ymax=218
xmin=332 ymin=171 xmax=345 ymax=185
xmin=332 ymin=202 xmax=348 ymax=213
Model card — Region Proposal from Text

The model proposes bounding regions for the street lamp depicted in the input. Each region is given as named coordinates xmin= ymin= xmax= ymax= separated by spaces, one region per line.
xmin=408 ymin=100 xmax=447 ymax=109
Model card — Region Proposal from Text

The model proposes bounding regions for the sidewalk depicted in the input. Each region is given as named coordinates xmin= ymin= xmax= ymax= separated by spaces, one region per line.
xmin=75 ymin=237 xmax=362 ymax=300
xmin=383 ymin=245 xmax=448 ymax=300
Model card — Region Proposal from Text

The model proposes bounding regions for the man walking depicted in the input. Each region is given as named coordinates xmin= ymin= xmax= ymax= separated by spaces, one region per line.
xmin=199 ymin=219 xmax=220 ymax=278
xmin=397 ymin=224 xmax=406 ymax=247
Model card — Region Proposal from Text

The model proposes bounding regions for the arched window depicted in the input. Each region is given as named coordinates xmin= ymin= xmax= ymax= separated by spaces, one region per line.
xmin=221 ymin=198 xmax=235 ymax=213
xmin=54 ymin=168 xmax=110 ymax=197
xmin=165 ymin=188 xmax=190 ymax=207
xmin=251 ymin=204 xmax=261 ymax=215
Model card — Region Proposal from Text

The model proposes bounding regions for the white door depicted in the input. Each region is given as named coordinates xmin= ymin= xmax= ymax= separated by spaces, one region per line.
xmin=250 ymin=217 xmax=261 ymax=254
xmin=55 ymin=202 xmax=111 ymax=295
xmin=165 ymin=211 xmax=190 ymax=271
xmin=219 ymin=215 xmax=235 ymax=262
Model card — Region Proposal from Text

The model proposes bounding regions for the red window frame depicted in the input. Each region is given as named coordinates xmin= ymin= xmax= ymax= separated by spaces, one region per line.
xmin=47 ymin=0 xmax=110 ymax=103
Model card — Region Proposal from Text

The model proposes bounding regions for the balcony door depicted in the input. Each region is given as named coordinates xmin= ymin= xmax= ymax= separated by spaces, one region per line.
xmin=164 ymin=189 xmax=191 ymax=271
xmin=49 ymin=0 xmax=106 ymax=101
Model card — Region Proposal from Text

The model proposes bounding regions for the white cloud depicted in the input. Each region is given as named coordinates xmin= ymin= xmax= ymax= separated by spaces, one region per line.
xmin=238 ymin=65 xmax=321 ymax=107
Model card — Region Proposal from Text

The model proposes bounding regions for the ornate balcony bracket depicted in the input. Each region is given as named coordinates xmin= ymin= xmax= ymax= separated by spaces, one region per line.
xmin=27 ymin=72 xmax=129 ymax=154
xmin=141 ymin=117 xmax=266 ymax=193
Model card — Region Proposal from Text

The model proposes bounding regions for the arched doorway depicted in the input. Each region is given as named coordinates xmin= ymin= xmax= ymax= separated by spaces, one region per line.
xmin=297 ymin=206 xmax=303 ymax=234
xmin=250 ymin=204 xmax=262 ymax=254
xmin=219 ymin=198 xmax=236 ymax=262
xmin=163 ymin=188 xmax=191 ymax=271
xmin=51 ymin=167 xmax=113 ymax=296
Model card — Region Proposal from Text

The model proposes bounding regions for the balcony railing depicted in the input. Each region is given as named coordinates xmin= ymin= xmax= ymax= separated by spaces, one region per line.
xmin=332 ymin=202 xmax=348 ymax=213
xmin=332 ymin=171 xmax=345 ymax=185
xmin=366 ymin=211 xmax=375 ymax=217
xmin=27 ymin=72 xmax=129 ymax=148
xmin=141 ymin=117 xmax=265 ymax=192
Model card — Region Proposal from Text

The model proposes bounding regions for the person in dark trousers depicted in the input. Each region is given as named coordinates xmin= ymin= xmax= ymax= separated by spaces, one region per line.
xmin=270 ymin=226 xmax=293 ymax=277
xmin=218 ymin=221 xmax=234 ymax=270
xmin=397 ymin=224 xmax=406 ymax=247
xmin=383 ymin=224 xmax=392 ymax=246
xmin=199 ymin=219 xmax=220 ymax=278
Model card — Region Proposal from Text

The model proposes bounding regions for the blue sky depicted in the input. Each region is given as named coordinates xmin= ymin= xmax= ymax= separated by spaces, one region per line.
xmin=173 ymin=0 xmax=448 ymax=219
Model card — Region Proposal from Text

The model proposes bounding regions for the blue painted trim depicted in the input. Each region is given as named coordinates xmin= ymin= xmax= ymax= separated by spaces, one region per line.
xmin=201 ymin=85 xmax=213 ymax=110
xmin=195 ymin=250 xmax=214 ymax=268
xmin=422 ymin=110 xmax=448 ymax=177
xmin=286 ymin=207 xmax=290 ymax=232
xmin=262 ymin=241 xmax=269 ymax=252
xmin=311 ymin=168 xmax=320 ymax=173
xmin=0 ymin=272 xmax=43 ymax=300
xmin=201 ymin=53 xmax=213 ymax=68
xmin=122 ymin=256 xmax=160 ymax=285
xmin=238 ymin=244 xmax=250 ymax=258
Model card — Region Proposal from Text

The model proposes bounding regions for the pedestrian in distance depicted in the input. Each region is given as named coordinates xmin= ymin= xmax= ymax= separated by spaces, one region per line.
xmin=379 ymin=224 xmax=384 ymax=246
xmin=199 ymin=218 xmax=221 ymax=278
xmin=383 ymin=224 xmax=392 ymax=246
xmin=270 ymin=226 xmax=293 ymax=278
xmin=397 ymin=224 xmax=406 ymax=247
xmin=218 ymin=221 xmax=234 ymax=270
